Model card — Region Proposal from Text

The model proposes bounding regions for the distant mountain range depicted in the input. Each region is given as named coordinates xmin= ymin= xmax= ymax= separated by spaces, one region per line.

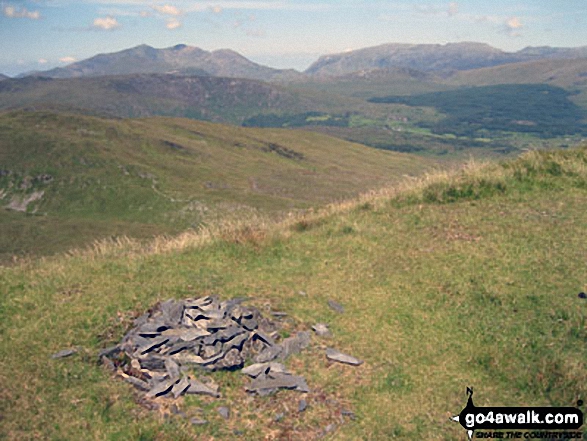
xmin=22 ymin=44 xmax=303 ymax=82
xmin=0 ymin=74 xmax=9 ymax=81
xmin=305 ymin=42 xmax=587 ymax=77
xmin=19 ymin=42 xmax=587 ymax=83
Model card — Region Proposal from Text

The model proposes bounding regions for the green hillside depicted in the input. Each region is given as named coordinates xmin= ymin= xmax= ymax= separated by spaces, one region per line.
xmin=0 ymin=110 xmax=429 ymax=262
xmin=1 ymin=146 xmax=586 ymax=440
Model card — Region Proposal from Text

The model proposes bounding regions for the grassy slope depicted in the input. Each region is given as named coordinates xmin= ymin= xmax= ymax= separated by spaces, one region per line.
xmin=0 ymin=110 xmax=429 ymax=262
xmin=1 ymin=147 xmax=586 ymax=440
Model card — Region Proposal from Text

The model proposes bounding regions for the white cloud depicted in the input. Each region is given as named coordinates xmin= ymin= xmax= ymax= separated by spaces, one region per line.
xmin=414 ymin=2 xmax=459 ymax=18
xmin=59 ymin=56 xmax=76 ymax=63
xmin=211 ymin=5 xmax=223 ymax=14
xmin=448 ymin=2 xmax=458 ymax=17
xmin=506 ymin=16 xmax=523 ymax=30
xmin=153 ymin=4 xmax=182 ymax=16
xmin=3 ymin=5 xmax=41 ymax=19
xmin=166 ymin=18 xmax=181 ymax=29
xmin=504 ymin=16 xmax=523 ymax=36
xmin=139 ymin=10 xmax=151 ymax=17
xmin=93 ymin=15 xmax=120 ymax=30
xmin=38 ymin=58 xmax=48 ymax=64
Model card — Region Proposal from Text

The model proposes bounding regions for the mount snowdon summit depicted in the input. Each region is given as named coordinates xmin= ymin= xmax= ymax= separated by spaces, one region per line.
xmin=26 ymin=44 xmax=303 ymax=82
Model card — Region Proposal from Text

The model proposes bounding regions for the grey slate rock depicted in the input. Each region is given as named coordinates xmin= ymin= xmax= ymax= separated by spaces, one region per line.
xmin=252 ymin=330 xmax=275 ymax=347
xmin=102 ymin=295 xmax=310 ymax=402
xmin=165 ymin=358 xmax=181 ymax=380
xmin=190 ymin=417 xmax=208 ymax=425
xmin=124 ymin=375 xmax=150 ymax=391
xmin=171 ymin=376 xmax=190 ymax=398
xmin=254 ymin=344 xmax=283 ymax=363
xmin=213 ymin=348 xmax=244 ymax=370
xmin=280 ymin=332 xmax=310 ymax=359
xmin=241 ymin=362 xmax=288 ymax=378
xmin=325 ymin=348 xmax=363 ymax=366
xmin=240 ymin=318 xmax=258 ymax=331
xmin=298 ymin=399 xmax=308 ymax=412
xmin=137 ymin=336 xmax=169 ymax=355
xmin=342 ymin=409 xmax=356 ymax=420
xmin=137 ymin=356 xmax=166 ymax=371
xmin=327 ymin=300 xmax=344 ymax=313
xmin=217 ymin=406 xmax=230 ymax=420
xmin=312 ymin=323 xmax=331 ymax=338
xmin=101 ymin=355 xmax=116 ymax=372
xmin=146 ymin=378 xmax=176 ymax=398
xmin=51 ymin=348 xmax=78 ymax=359
xmin=247 ymin=372 xmax=309 ymax=396
xmin=224 ymin=332 xmax=248 ymax=351
xmin=98 ymin=345 xmax=120 ymax=359
xmin=186 ymin=379 xmax=220 ymax=397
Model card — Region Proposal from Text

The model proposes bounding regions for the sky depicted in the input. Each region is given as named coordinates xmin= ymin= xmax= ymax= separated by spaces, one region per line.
xmin=1 ymin=0 xmax=587 ymax=76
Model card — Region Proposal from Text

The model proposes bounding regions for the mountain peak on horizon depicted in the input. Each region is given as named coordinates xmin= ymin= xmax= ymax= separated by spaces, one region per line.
xmin=305 ymin=41 xmax=587 ymax=76
xmin=24 ymin=44 xmax=303 ymax=82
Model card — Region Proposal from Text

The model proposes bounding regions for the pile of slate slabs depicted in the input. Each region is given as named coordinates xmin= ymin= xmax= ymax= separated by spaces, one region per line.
xmin=99 ymin=296 xmax=310 ymax=399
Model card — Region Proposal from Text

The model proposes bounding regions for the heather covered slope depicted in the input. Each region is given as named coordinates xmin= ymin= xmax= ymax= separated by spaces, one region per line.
xmin=0 ymin=110 xmax=429 ymax=262
xmin=1 ymin=147 xmax=586 ymax=439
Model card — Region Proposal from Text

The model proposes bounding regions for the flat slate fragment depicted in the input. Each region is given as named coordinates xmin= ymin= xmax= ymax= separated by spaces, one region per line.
xmin=146 ymin=378 xmax=176 ymax=398
xmin=51 ymin=348 xmax=77 ymax=359
xmin=217 ymin=406 xmax=230 ymax=420
xmin=325 ymin=348 xmax=363 ymax=366
xmin=171 ymin=377 xmax=190 ymax=398
xmin=124 ymin=375 xmax=150 ymax=391
xmin=298 ymin=399 xmax=308 ymax=412
xmin=280 ymin=332 xmax=310 ymax=359
xmin=186 ymin=379 xmax=220 ymax=397
xmin=247 ymin=372 xmax=309 ymax=396
xmin=254 ymin=344 xmax=283 ymax=363
xmin=241 ymin=362 xmax=288 ymax=378
xmin=165 ymin=358 xmax=181 ymax=380
xmin=327 ymin=299 xmax=345 ymax=314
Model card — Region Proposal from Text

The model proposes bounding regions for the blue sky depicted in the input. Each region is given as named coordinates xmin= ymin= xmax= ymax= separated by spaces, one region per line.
xmin=1 ymin=0 xmax=586 ymax=76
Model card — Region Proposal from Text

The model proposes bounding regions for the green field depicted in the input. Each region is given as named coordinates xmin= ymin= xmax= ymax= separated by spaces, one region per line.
xmin=1 ymin=146 xmax=586 ymax=440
